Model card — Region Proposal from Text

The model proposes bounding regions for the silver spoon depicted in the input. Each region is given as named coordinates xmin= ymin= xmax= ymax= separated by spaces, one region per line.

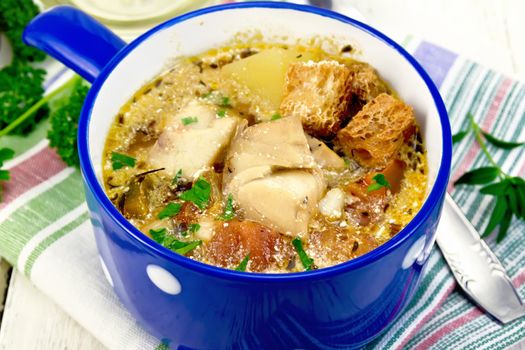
xmin=307 ymin=0 xmax=525 ymax=324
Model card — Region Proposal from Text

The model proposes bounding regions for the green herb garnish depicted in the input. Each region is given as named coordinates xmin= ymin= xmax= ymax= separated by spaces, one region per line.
xmin=235 ymin=254 xmax=250 ymax=271
xmin=0 ymin=0 xmax=46 ymax=62
xmin=271 ymin=113 xmax=281 ymax=121
xmin=47 ymin=78 xmax=89 ymax=167
xmin=157 ymin=202 xmax=183 ymax=219
xmin=367 ymin=173 xmax=391 ymax=192
xmin=0 ymin=148 xmax=15 ymax=200
xmin=292 ymin=237 xmax=314 ymax=271
xmin=217 ymin=194 xmax=235 ymax=221
xmin=172 ymin=169 xmax=183 ymax=185
xmin=171 ymin=240 xmax=202 ymax=255
xmin=149 ymin=228 xmax=168 ymax=243
xmin=111 ymin=152 xmax=136 ymax=170
xmin=149 ymin=228 xmax=201 ymax=255
xmin=181 ymin=116 xmax=198 ymax=125
xmin=189 ymin=223 xmax=201 ymax=233
xmin=217 ymin=109 xmax=226 ymax=118
xmin=219 ymin=96 xmax=231 ymax=108
xmin=454 ymin=113 xmax=525 ymax=242
xmin=452 ymin=130 xmax=469 ymax=144
xmin=179 ymin=177 xmax=211 ymax=210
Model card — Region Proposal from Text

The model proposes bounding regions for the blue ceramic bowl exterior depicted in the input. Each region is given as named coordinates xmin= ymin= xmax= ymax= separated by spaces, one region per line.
xmin=25 ymin=2 xmax=451 ymax=349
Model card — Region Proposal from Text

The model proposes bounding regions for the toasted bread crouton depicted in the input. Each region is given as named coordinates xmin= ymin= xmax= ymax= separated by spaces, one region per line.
xmin=279 ymin=60 xmax=352 ymax=138
xmin=347 ymin=61 xmax=389 ymax=103
xmin=336 ymin=93 xmax=416 ymax=168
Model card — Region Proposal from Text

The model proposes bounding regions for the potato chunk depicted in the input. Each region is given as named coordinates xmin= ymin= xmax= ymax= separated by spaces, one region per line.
xmin=220 ymin=47 xmax=315 ymax=110
xmin=336 ymin=93 xmax=415 ymax=168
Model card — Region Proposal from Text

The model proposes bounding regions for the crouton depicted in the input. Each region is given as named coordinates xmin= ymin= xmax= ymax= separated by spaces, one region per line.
xmin=279 ymin=60 xmax=353 ymax=138
xmin=336 ymin=93 xmax=416 ymax=168
xmin=347 ymin=61 xmax=389 ymax=103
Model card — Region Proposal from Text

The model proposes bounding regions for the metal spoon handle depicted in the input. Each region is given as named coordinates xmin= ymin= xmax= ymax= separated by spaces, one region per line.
xmin=436 ymin=194 xmax=525 ymax=323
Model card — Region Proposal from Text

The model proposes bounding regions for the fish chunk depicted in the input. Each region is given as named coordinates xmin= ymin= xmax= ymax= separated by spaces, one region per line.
xmin=236 ymin=170 xmax=326 ymax=238
xmin=223 ymin=116 xmax=315 ymax=182
xmin=149 ymin=101 xmax=243 ymax=179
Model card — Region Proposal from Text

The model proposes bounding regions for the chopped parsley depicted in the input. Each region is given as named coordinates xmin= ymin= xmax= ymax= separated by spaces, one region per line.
xmin=217 ymin=109 xmax=226 ymax=118
xmin=292 ymin=237 xmax=314 ymax=271
xmin=181 ymin=116 xmax=198 ymax=125
xmin=235 ymin=254 xmax=250 ymax=271
xmin=270 ymin=113 xmax=281 ymax=121
xmin=189 ymin=223 xmax=201 ymax=233
xmin=217 ymin=194 xmax=235 ymax=221
xmin=149 ymin=228 xmax=202 ymax=255
xmin=219 ymin=96 xmax=231 ymax=108
xmin=172 ymin=169 xmax=183 ymax=185
xmin=367 ymin=173 xmax=391 ymax=192
xmin=149 ymin=228 xmax=168 ymax=243
xmin=111 ymin=152 xmax=136 ymax=170
xmin=157 ymin=202 xmax=182 ymax=219
xmin=179 ymin=177 xmax=211 ymax=210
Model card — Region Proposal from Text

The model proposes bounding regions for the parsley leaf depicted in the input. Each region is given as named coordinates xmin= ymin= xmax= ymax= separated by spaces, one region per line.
xmin=367 ymin=173 xmax=391 ymax=192
xmin=235 ymin=254 xmax=250 ymax=271
xmin=217 ymin=109 xmax=226 ymax=118
xmin=453 ymin=112 xmax=525 ymax=241
xmin=158 ymin=202 xmax=182 ymax=219
xmin=0 ymin=0 xmax=46 ymax=63
xmin=149 ymin=228 xmax=202 ymax=255
xmin=171 ymin=240 xmax=202 ymax=255
xmin=481 ymin=130 xmax=524 ymax=150
xmin=454 ymin=167 xmax=500 ymax=185
xmin=292 ymin=237 xmax=314 ymax=271
xmin=189 ymin=223 xmax=201 ymax=233
xmin=172 ymin=169 xmax=183 ymax=185
xmin=0 ymin=147 xmax=14 ymax=199
xmin=111 ymin=152 xmax=136 ymax=170
xmin=452 ymin=130 xmax=469 ymax=144
xmin=47 ymin=78 xmax=89 ymax=167
xmin=0 ymin=62 xmax=47 ymax=135
xmin=219 ymin=96 xmax=231 ymax=108
xmin=181 ymin=116 xmax=198 ymax=125
xmin=217 ymin=194 xmax=235 ymax=221
xmin=149 ymin=228 xmax=168 ymax=243
xmin=271 ymin=113 xmax=281 ymax=121
xmin=179 ymin=177 xmax=211 ymax=210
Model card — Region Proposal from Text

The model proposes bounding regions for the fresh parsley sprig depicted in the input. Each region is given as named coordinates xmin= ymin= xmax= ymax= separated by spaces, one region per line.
xmin=453 ymin=113 xmax=524 ymax=242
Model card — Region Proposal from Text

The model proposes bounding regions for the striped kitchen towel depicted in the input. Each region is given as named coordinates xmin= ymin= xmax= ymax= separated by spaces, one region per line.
xmin=0 ymin=38 xmax=524 ymax=349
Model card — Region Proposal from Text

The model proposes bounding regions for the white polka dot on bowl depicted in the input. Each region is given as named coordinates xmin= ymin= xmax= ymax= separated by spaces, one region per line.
xmin=146 ymin=264 xmax=182 ymax=295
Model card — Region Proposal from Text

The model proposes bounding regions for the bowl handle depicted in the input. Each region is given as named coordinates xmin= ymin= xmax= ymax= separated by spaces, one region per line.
xmin=23 ymin=5 xmax=126 ymax=83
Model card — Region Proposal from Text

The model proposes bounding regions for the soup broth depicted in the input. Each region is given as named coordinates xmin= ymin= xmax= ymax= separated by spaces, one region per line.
xmin=103 ymin=41 xmax=427 ymax=273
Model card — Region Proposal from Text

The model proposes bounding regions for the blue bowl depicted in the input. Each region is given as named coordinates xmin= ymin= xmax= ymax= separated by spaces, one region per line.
xmin=24 ymin=2 xmax=451 ymax=348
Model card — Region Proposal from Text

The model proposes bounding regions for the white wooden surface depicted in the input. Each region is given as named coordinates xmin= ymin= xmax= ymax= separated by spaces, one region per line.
xmin=0 ymin=0 xmax=524 ymax=349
